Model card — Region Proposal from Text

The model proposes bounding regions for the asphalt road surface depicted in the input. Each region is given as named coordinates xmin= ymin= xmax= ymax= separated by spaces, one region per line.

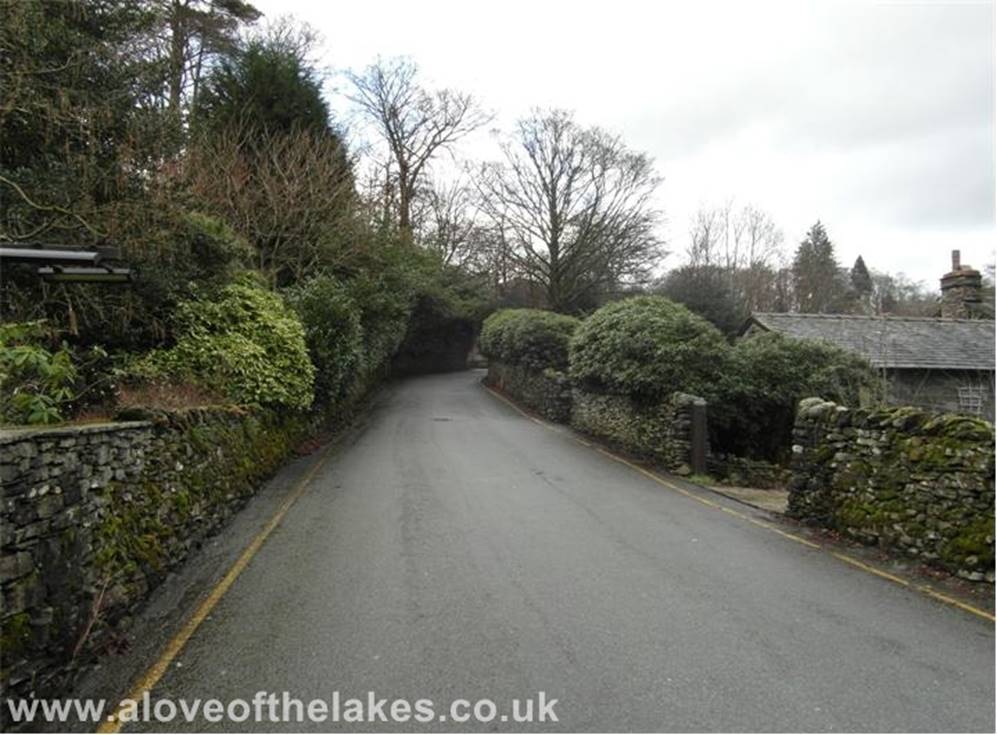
xmin=119 ymin=371 xmax=993 ymax=732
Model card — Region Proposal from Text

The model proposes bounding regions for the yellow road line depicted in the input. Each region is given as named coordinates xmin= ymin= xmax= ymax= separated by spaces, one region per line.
xmin=97 ymin=441 xmax=338 ymax=733
xmin=830 ymin=552 xmax=995 ymax=621
xmin=482 ymin=383 xmax=994 ymax=623
xmin=831 ymin=551 xmax=913 ymax=587
xmin=916 ymin=585 xmax=996 ymax=622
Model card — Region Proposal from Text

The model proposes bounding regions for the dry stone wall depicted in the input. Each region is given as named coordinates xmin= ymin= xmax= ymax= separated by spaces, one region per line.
xmin=570 ymin=389 xmax=703 ymax=474
xmin=788 ymin=397 xmax=995 ymax=581
xmin=486 ymin=362 xmax=573 ymax=422
xmin=485 ymin=362 xmax=712 ymax=477
xmin=0 ymin=407 xmax=311 ymax=702
xmin=706 ymin=454 xmax=790 ymax=490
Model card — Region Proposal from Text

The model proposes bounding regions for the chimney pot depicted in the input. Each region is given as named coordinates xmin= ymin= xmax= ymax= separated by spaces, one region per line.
xmin=952 ymin=249 xmax=961 ymax=272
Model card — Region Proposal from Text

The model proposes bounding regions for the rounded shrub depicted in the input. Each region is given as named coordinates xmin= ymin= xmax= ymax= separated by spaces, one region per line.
xmin=479 ymin=309 xmax=580 ymax=371
xmin=477 ymin=310 xmax=514 ymax=364
xmin=138 ymin=277 xmax=315 ymax=410
xmin=727 ymin=332 xmax=876 ymax=409
xmin=568 ymin=296 xmax=730 ymax=400
xmin=284 ymin=275 xmax=364 ymax=405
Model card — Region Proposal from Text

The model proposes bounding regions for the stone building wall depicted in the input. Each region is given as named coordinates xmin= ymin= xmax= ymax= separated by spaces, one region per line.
xmin=788 ymin=397 xmax=995 ymax=581
xmin=486 ymin=362 xmax=573 ymax=423
xmin=887 ymin=368 xmax=995 ymax=421
xmin=0 ymin=408 xmax=312 ymax=701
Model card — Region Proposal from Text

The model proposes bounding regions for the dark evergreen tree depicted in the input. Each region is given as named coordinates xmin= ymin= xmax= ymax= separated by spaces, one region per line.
xmin=194 ymin=33 xmax=334 ymax=141
xmin=850 ymin=255 xmax=873 ymax=295
xmin=0 ymin=0 xmax=162 ymax=235
xmin=187 ymin=25 xmax=354 ymax=287
xmin=155 ymin=0 xmax=261 ymax=117
xmin=792 ymin=221 xmax=846 ymax=313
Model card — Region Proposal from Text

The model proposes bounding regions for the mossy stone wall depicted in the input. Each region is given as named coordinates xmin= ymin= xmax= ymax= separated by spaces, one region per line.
xmin=788 ymin=397 xmax=995 ymax=581
xmin=0 ymin=407 xmax=312 ymax=702
xmin=706 ymin=454 xmax=791 ymax=490
xmin=570 ymin=389 xmax=702 ymax=473
xmin=486 ymin=361 xmax=573 ymax=422
xmin=488 ymin=363 xmax=786 ymax=484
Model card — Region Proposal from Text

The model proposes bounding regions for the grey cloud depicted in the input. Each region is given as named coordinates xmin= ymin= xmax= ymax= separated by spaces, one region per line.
xmin=835 ymin=123 xmax=995 ymax=229
xmin=634 ymin=3 xmax=995 ymax=233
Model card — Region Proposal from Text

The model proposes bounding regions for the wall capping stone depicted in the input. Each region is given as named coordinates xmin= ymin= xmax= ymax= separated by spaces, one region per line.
xmin=0 ymin=421 xmax=152 ymax=445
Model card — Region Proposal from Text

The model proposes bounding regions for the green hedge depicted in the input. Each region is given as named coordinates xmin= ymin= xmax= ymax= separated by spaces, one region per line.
xmin=285 ymin=275 xmax=364 ymax=404
xmin=568 ymin=296 xmax=730 ymax=401
xmin=479 ymin=309 xmax=580 ymax=371
xmin=481 ymin=298 xmax=878 ymax=464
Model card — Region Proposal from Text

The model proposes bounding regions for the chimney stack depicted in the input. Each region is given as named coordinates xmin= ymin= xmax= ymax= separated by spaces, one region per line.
xmin=940 ymin=249 xmax=982 ymax=319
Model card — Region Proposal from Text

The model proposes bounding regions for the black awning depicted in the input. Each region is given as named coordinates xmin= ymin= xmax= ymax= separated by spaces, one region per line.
xmin=1 ymin=244 xmax=131 ymax=283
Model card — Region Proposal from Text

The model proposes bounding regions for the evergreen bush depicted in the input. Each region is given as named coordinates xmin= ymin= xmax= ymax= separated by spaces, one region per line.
xmin=285 ymin=275 xmax=364 ymax=404
xmin=568 ymin=296 xmax=730 ymax=401
xmin=479 ymin=309 xmax=580 ymax=371
xmin=137 ymin=277 xmax=315 ymax=410
xmin=714 ymin=332 xmax=878 ymax=460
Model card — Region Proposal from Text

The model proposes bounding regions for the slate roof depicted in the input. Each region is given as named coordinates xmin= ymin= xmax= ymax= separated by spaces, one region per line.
xmin=743 ymin=313 xmax=996 ymax=371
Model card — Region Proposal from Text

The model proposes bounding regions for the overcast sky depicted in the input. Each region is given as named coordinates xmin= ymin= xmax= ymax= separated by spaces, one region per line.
xmin=254 ymin=0 xmax=995 ymax=288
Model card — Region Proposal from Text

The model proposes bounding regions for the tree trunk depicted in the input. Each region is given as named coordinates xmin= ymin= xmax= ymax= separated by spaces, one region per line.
xmin=397 ymin=166 xmax=414 ymax=244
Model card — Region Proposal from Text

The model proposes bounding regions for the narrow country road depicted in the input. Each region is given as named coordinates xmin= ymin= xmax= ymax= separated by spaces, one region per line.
xmin=124 ymin=371 xmax=993 ymax=732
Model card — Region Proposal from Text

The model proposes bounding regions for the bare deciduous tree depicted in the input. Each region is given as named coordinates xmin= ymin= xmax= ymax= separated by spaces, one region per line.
xmin=685 ymin=201 xmax=786 ymax=316
xmin=869 ymin=271 xmax=937 ymax=316
xmin=687 ymin=201 xmax=783 ymax=273
xmin=346 ymin=57 xmax=490 ymax=238
xmin=183 ymin=123 xmax=359 ymax=285
xmin=476 ymin=109 xmax=664 ymax=313
xmin=416 ymin=177 xmax=484 ymax=269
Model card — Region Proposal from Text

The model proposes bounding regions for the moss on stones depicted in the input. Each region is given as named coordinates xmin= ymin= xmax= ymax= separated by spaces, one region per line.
xmin=791 ymin=397 xmax=994 ymax=579
xmin=941 ymin=517 xmax=995 ymax=567
xmin=0 ymin=612 xmax=32 ymax=660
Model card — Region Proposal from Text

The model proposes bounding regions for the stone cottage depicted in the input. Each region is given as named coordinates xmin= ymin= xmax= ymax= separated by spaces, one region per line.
xmin=741 ymin=251 xmax=996 ymax=420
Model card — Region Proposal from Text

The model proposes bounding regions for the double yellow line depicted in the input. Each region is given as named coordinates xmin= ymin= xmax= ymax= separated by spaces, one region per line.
xmin=97 ymin=441 xmax=339 ymax=733
xmin=483 ymin=384 xmax=995 ymax=624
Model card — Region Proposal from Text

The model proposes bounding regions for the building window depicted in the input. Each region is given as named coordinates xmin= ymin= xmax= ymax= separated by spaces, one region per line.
xmin=957 ymin=386 xmax=984 ymax=416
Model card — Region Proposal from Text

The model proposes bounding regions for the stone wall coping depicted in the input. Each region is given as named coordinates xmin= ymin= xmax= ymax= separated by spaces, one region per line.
xmin=795 ymin=396 xmax=995 ymax=439
xmin=672 ymin=391 xmax=707 ymax=406
xmin=0 ymin=420 xmax=152 ymax=446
